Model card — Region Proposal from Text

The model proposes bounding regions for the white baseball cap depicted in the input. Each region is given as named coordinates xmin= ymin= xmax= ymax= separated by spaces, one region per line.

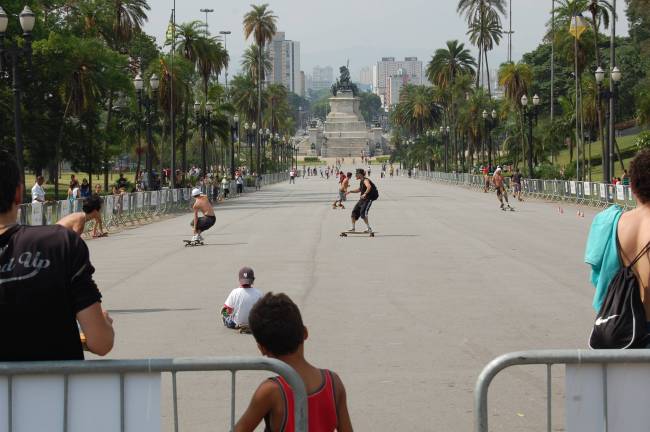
xmin=191 ymin=188 xmax=202 ymax=197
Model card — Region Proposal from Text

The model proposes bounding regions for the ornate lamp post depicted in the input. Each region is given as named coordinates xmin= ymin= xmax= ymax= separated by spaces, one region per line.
xmin=595 ymin=66 xmax=622 ymax=183
xmin=521 ymin=94 xmax=540 ymax=178
xmin=134 ymin=73 xmax=159 ymax=189
xmin=0 ymin=5 xmax=35 ymax=188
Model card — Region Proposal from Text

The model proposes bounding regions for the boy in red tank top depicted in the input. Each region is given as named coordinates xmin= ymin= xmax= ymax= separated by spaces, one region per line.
xmin=235 ymin=293 xmax=353 ymax=432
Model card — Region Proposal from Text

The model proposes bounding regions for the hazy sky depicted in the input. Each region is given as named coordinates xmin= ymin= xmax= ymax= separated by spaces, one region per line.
xmin=144 ymin=0 xmax=629 ymax=81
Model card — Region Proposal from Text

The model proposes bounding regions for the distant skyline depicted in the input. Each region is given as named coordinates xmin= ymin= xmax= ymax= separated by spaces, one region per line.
xmin=144 ymin=1 xmax=629 ymax=82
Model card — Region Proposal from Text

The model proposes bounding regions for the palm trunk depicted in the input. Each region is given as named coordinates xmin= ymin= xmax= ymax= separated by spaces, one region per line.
xmin=257 ymin=43 xmax=263 ymax=174
xmin=484 ymin=50 xmax=492 ymax=96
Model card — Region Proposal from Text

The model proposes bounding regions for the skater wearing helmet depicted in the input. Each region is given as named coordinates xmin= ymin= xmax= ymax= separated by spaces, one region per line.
xmin=190 ymin=188 xmax=216 ymax=243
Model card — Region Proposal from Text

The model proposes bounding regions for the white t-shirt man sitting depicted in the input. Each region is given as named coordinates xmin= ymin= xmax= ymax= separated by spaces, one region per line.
xmin=221 ymin=267 xmax=262 ymax=329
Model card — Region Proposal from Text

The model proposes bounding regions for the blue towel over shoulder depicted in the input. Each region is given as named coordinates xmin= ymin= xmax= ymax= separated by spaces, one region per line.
xmin=584 ymin=205 xmax=623 ymax=311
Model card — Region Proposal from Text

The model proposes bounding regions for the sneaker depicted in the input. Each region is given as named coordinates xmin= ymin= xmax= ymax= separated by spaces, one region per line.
xmin=363 ymin=228 xmax=373 ymax=233
xmin=191 ymin=234 xmax=199 ymax=242
xmin=347 ymin=228 xmax=356 ymax=233
xmin=197 ymin=233 xmax=204 ymax=242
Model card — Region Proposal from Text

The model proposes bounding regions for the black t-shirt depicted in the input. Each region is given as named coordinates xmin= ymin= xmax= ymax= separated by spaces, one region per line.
xmin=117 ymin=178 xmax=128 ymax=189
xmin=360 ymin=178 xmax=379 ymax=200
xmin=0 ymin=225 xmax=101 ymax=361
xmin=512 ymin=173 xmax=523 ymax=184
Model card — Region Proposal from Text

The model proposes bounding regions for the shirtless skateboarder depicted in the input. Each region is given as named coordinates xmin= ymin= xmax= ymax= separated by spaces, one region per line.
xmin=492 ymin=167 xmax=513 ymax=211
xmin=190 ymin=188 xmax=216 ymax=243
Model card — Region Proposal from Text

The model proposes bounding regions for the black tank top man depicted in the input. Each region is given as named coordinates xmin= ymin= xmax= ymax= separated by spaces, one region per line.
xmin=360 ymin=177 xmax=379 ymax=201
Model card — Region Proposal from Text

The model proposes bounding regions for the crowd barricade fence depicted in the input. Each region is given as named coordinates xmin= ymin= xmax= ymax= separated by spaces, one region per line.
xmin=0 ymin=356 xmax=307 ymax=432
xmin=17 ymin=173 xmax=289 ymax=233
xmin=410 ymin=170 xmax=636 ymax=209
xmin=474 ymin=350 xmax=650 ymax=432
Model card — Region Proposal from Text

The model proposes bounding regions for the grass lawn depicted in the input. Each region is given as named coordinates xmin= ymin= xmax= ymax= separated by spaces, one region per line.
xmin=554 ymin=134 xmax=639 ymax=169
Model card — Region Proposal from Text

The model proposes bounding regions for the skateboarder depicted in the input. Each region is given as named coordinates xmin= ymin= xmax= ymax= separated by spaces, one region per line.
xmin=347 ymin=169 xmax=379 ymax=233
xmin=191 ymin=188 xmax=216 ymax=242
xmin=333 ymin=172 xmax=352 ymax=209
xmin=492 ymin=167 xmax=513 ymax=211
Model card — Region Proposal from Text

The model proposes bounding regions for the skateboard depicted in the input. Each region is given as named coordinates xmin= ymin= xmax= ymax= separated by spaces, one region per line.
xmin=501 ymin=206 xmax=515 ymax=212
xmin=237 ymin=325 xmax=252 ymax=334
xmin=340 ymin=231 xmax=376 ymax=238
xmin=183 ymin=239 xmax=204 ymax=247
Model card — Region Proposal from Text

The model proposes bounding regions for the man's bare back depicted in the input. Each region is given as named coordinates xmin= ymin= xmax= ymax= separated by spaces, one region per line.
xmin=493 ymin=173 xmax=504 ymax=189
xmin=193 ymin=195 xmax=214 ymax=217
xmin=618 ymin=207 xmax=650 ymax=315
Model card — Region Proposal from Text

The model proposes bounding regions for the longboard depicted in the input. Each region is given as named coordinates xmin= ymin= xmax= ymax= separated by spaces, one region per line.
xmin=340 ymin=231 xmax=376 ymax=237
xmin=501 ymin=206 xmax=516 ymax=212
xmin=183 ymin=239 xmax=204 ymax=247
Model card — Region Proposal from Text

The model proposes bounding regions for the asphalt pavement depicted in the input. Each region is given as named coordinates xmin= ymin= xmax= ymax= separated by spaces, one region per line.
xmin=88 ymin=171 xmax=599 ymax=431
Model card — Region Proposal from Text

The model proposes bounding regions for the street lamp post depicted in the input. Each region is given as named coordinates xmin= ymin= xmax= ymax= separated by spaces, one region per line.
xmin=134 ymin=73 xmax=160 ymax=190
xmin=440 ymin=126 xmax=450 ymax=172
xmin=0 ymin=5 xmax=35 ymax=189
xmin=595 ymin=66 xmax=622 ymax=183
xmin=521 ymin=94 xmax=540 ymax=178
xmin=483 ymin=109 xmax=498 ymax=169
xmin=194 ymin=101 xmax=212 ymax=179
xmin=230 ymin=114 xmax=239 ymax=179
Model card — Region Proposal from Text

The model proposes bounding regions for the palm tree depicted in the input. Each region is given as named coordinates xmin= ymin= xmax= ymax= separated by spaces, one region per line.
xmin=107 ymin=0 xmax=150 ymax=49
xmin=457 ymin=0 xmax=507 ymax=88
xmin=197 ymin=37 xmax=229 ymax=99
xmin=241 ymin=45 xmax=272 ymax=84
xmin=467 ymin=6 xmax=503 ymax=94
xmin=175 ymin=21 xmax=207 ymax=65
xmin=498 ymin=62 xmax=533 ymax=174
xmin=243 ymin=3 xmax=277 ymax=174
xmin=426 ymin=40 xmax=477 ymax=90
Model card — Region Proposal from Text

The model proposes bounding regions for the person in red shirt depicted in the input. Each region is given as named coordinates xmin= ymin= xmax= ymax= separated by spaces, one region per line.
xmin=235 ymin=293 xmax=353 ymax=432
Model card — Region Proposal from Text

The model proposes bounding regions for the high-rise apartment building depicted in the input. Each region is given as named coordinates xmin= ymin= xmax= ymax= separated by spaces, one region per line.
xmin=359 ymin=66 xmax=372 ymax=86
xmin=308 ymin=65 xmax=334 ymax=91
xmin=266 ymin=32 xmax=301 ymax=93
xmin=372 ymin=57 xmax=423 ymax=106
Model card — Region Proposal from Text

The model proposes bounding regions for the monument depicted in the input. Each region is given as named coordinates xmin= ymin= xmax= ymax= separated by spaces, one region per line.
xmin=321 ymin=66 xmax=370 ymax=158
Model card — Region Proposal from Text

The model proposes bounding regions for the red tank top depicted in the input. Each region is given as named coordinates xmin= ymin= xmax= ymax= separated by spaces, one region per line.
xmin=265 ymin=369 xmax=338 ymax=432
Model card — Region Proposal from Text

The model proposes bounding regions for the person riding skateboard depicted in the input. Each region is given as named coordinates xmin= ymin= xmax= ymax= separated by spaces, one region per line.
xmin=346 ymin=169 xmax=378 ymax=233
xmin=191 ymin=188 xmax=216 ymax=242
xmin=333 ymin=172 xmax=351 ymax=209
xmin=492 ymin=167 xmax=512 ymax=211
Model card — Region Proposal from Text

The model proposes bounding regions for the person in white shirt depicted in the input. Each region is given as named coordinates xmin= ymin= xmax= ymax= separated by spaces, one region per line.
xmin=221 ymin=267 xmax=262 ymax=331
xmin=31 ymin=176 xmax=46 ymax=203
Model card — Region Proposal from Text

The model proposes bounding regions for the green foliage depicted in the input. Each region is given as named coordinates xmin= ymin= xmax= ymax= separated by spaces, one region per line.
xmin=359 ymin=92 xmax=382 ymax=124
xmin=635 ymin=131 xmax=650 ymax=150
xmin=303 ymin=157 xmax=320 ymax=163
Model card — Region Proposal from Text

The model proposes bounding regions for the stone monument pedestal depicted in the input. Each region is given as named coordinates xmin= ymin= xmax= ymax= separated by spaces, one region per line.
xmin=322 ymin=90 xmax=369 ymax=158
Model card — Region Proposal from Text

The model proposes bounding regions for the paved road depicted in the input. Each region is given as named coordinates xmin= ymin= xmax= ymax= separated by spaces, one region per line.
xmin=88 ymin=172 xmax=599 ymax=431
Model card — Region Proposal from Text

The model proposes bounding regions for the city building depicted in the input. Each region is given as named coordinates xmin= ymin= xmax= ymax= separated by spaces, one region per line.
xmin=372 ymin=57 xmax=423 ymax=107
xmin=307 ymin=65 xmax=334 ymax=92
xmin=359 ymin=66 xmax=373 ymax=87
xmin=387 ymin=69 xmax=410 ymax=106
xmin=299 ymin=71 xmax=306 ymax=97
xmin=266 ymin=32 xmax=301 ymax=93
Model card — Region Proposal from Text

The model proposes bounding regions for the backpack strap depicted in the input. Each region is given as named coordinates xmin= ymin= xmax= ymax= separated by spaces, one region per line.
xmin=629 ymin=241 xmax=650 ymax=268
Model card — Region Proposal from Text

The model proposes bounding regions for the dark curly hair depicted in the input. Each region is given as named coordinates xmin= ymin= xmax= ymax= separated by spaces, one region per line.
xmin=248 ymin=293 xmax=305 ymax=356
xmin=630 ymin=149 xmax=650 ymax=204
xmin=82 ymin=193 xmax=103 ymax=214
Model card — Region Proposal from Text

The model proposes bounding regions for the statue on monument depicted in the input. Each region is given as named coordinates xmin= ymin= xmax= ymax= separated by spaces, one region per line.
xmin=331 ymin=65 xmax=358 ymax=96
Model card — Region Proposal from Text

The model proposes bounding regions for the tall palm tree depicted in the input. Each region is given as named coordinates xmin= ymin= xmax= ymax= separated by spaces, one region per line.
xmin=243 ymin=3 xmax=277 ymax=174
xmin=175 ymin=21 xmax=207 ymax=65
xmin=467 ymin=6 xmax=503 ymax=94
xmin=457 ymin=0 xmax=507 ymax=88
xmin=197 ymin=37 xmax=229 ymax=99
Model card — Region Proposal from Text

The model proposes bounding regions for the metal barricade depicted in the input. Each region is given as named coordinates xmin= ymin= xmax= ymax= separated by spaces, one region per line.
xmin=0 ymin=356 xmax=307 ymax=432
xmin=412 ymin=170 xmax=637 ymax=209
xmin=17 ymin=173 xmax=289 ymax=232
xmin=474 ymin=349 xmax=650 ymax=432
